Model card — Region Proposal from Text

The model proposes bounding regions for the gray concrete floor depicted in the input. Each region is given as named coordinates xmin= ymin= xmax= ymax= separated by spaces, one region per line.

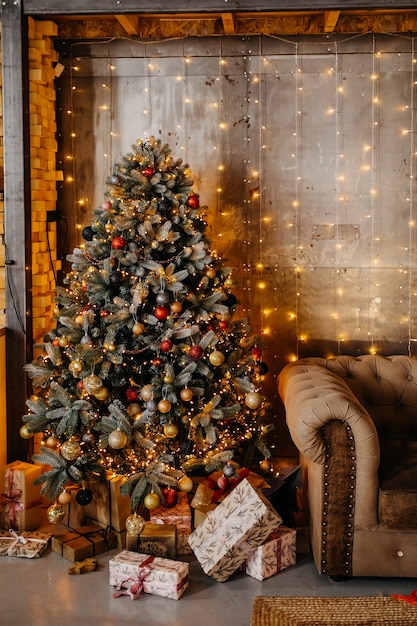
xmin=1 ymin=542 xmax=416 ymax=626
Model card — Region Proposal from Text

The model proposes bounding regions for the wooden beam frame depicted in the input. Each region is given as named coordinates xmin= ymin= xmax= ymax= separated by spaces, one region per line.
xmin=1 ymin=0 xmax=33 ymax=462
xmin=324 ymin=10 xmax=341 ymax=32
xmin=22 ymin=0 xmax=417 ymax=17
xmin=115 ymin=14 xmax=140 ymax=36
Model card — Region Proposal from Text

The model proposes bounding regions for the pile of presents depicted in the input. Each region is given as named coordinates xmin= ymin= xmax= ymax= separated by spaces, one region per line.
xmin=0 ymin=460 xmax=301 ymax=601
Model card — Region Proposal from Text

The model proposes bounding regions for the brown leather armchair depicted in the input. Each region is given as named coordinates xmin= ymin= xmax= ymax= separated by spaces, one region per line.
xmin=278 ymin=355 xmax=417 ymax=578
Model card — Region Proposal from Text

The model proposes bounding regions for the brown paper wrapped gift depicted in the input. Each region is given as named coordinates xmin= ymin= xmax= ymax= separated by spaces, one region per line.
xmin=126 ymin=523 xmax=177 ymax=559
xmin=188 ymin=478 xmax=282 ymax=582
xmin=83 ymin=472 xmax=131 ymax=547
xmin=0 ymin=529 xmax=51 ymax=558
xmin=51 ymin=523 xmax=116 ymax=562
xmin=0 ymin=461 xmax=42 ymax=531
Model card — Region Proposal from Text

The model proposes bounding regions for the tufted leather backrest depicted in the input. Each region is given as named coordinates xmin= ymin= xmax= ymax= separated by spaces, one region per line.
xmin=324 ymin=355 xmax=417 ymax=439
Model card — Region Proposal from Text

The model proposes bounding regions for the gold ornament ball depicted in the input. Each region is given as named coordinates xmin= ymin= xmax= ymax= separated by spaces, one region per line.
xmin=132 ymin=322 xmax=145 ymax=336
xmin=19 ymin=424 xmax=33 ymax=440
xmin=104 ymin=341 xmax=116 ymax=351
xmin=206 ymin=267 xmax=216 ymax=279
xmin=83 ymin=374 xmax=103 ymax=394
xmin=108 ymin=429 xmax=128 ymax=449
xmin=245 ymin=391 xmax=262 ymax=410
xmin=140 ymin=384 xmax=153 ymax=402
xmin=127 ymin=402 xmax=142 ymax=417
xmin=61 ymin=438 xmax=82 ymax=461
xmin=178 ymin=476 xmax=194 ymax=493
xmin=144 ymin=493 xmax=160 ymax=510
xmin=224 ymin=277 xmax=234 ymax=288
xmin=125 ymin=512 xmax=145 ymax=536
xmin=209 ymin=349 xmax=225 ymax=366
xmin=94 ymin=386 xmax=110 ymax=401
xmin=170 ymin=301 xmax=182 ymax=314
xmin=180 ymin=387 xmax=193 ymax=402
xmin=75 ymin=315 xmax=84 ymax=325
xmin=58 ymin=336 xmax=69 ymax=347
xmin=45 ymin=434 xmax=59 ymax=448
xmin=47 ymin=502 xmax=66 ymax=524
xmin=163 ymin=423 xmax=179 ymax=438
xmin=58 ymin=489 xmax=73 ymax=505
xmin=158 ymin=399 xmax=171 ymax=414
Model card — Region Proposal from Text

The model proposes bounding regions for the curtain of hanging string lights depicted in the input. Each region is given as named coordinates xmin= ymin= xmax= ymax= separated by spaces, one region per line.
xmin=61 ymin=33 xmax=417 ymax=378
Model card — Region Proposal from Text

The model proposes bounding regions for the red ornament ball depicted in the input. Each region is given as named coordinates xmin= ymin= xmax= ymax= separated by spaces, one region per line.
xmin=151 ymin=357 xmax=163 ymax=367
xmin=218 ymin=320 xmax=229 ymax=331
xmin=217 ymin=475 xmax=229 ymax=490
xmin=189 ymin=344 xmax=204 ymax=360
xmin=126 ymin=386 xmax=140 ymax=403
xmin=154 ymin=305 xmax=169 ymax=321
xmin=143 ymin=166 xmax=155 ymax=177
xmin=161 ymin=487 xmax=178 ymax=509
xmin=101 ymin=200 xmax=112 ymax=211
xmin=186 ymin=195 xmax=200 ymax=209
xmin=111 ymin=236 xmax=126 ymax=250
xmin=160 ymin=339 xmax=173 ymax=353
xmin=252 ymin=347 xmax=263 ymax=361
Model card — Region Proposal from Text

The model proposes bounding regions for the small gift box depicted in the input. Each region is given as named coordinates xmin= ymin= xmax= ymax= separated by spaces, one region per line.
xmin=188 ymin=478 xmax=282 ymax=582
xmin=84 ymin=472 xmax=131 ymax=547
xmin=0 ymin=529 xmax=51 ymax=558
xmin=126 ymin=523 xmax=177 ymax=559
xmin=51 ymin=523 xmax=116 ymax=562
xmin=150 ymin=492 xmax=192 ymax=555
xmin=61 ymin=487 xmax=86 ymax=529
xmin=241 ymin=526 xmax=296 ymax=581
xmin=109 ymin=550 xmax=189 ymax=600
xmin=0 ymin=461 xmax=42 ymax=531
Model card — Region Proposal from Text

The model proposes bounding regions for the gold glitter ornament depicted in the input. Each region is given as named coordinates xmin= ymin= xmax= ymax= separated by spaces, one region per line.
xmin=47 ymin=502 xmax=66 ymax=524
xmin=163 ymin=423 xmax=178 ymax=438
xmin=19 ymin=424 xmax=33 ymax=440
xmin=61 ymin=437 xmax=82 ymax=461
xmin=83 ymin=374 xmax=103 ymax=394
xmin=108 ymin=429 xmax=128 ymax=449
xmin=125 ymin=512 xmax=146 ymax=536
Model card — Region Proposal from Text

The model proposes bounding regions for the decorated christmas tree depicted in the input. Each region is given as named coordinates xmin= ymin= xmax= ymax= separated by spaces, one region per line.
xmin=21 ymin=136 xmax=273 ymax=521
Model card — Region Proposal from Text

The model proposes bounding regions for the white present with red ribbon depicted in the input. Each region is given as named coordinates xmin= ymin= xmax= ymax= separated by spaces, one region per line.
xmin=241 ymin=526 xmax=296 ymax=581
xmin=109 ymin=550 xmax=189 ymax=600
xmin=0 ymin=461 xmax=42 ymax=531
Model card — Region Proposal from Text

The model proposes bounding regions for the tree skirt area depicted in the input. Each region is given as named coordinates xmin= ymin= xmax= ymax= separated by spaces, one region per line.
xmin=251 ymin=595 xmax=417 ymax=626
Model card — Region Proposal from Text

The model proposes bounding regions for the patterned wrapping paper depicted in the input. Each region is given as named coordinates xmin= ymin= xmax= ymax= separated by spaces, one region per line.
xmin=51 ymin=524 xmax=116 ymax=562
xmin=188 ymin=478 xmax=283 ymax=582
xmin=0 ymin=529 xmax=51 ymax=558
xmin=241 ymin=526 xmax=296 ymax=581
xmin=0 ymin=461 xmax=42 ymax=531
xmin=150 ymin=492 xmax=192 ymax=555
xmin=109 ymin=550 xmax=189 ymax=600
xmin=194 ymin=504 xmax=217 ymax=528
xmin=126 ymin=523 xmax=177 ymax=559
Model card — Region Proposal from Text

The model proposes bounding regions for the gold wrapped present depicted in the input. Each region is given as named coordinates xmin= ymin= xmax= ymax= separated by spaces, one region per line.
xmin=194 ymin=504 xmax=217 ymax=528
xmin=126 ymin=523 xmax=177 ymax=559
xmin=0 ymin=461 xmax=42 ymax=531
xmin=188 ymin=478 xmax=282 ymax=582
xmin=51 ymin=523 xmax=116 ymax=562
xmin=0 ymin=529 xmax=51 ymax=558
xmin=150 ymin=492 xmax=192 ymax=554
xmin=110 ymin=550 xmax=189 ymax=600
xmin=241 ymin=526 xmax=296 ymax=581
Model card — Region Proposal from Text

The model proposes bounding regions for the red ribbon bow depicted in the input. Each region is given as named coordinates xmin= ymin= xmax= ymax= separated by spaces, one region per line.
xmin=113 ymin=556 xmax=154 ymax=600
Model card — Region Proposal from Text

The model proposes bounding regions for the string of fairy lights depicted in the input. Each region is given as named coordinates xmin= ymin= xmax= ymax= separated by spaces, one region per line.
xmin=65 ymin=33 xmax=417 ymax=364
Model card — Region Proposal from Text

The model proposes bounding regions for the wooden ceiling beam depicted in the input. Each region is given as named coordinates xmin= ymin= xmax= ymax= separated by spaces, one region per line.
xmin=115 ymin=14 xmax=140 ymax=36
xmin=324 ymin=10 xmax=341 ymax=32
xmin=221 ymin=13 xmax=236 ymax=35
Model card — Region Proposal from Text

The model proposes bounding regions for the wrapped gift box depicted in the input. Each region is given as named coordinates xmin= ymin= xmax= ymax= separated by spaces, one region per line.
xmin=188 ymin=478 xmax=282 ymax=582
xmin=0 ymin=529 xmax=51 ymax=558
xmin=61 ymin=488 xmax=86 ymax=529
xmin=0 ymin=461 xmax=42 ymax=531
xmin=241 ymin=526 xmax=296 ymax=581
xmin=84 ymin=472 xmax=131 ymax=547
xmin=194 ymin=504 xmax=217 ymax=528
xmin=109 ymin=550 xmax=189 ymax=600
xmin=126 ymin=523 xmax=177 ymax=559
xmin=190 ymin=468 xmax=270 ymax=507
xmin=150 ymin=492 xmax=192 ymax=555
xmin=51 ymin=523 xmax=116 ymax=562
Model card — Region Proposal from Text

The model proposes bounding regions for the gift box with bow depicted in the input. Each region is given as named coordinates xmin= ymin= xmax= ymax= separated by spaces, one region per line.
xmin=109 ymin=550 xmax=189 ymax=600
xmin=0 ymin=461 xmax=42 ymax=531
xmin=0 ymin=529 xmax=51 ymax=558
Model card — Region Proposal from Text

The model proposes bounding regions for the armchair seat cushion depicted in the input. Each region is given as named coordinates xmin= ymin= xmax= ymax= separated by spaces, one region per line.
xmin=378 ymin=439 xmax=417 ymax=529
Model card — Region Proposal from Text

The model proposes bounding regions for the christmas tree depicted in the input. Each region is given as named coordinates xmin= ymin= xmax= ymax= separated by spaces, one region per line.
xmin=21 ymin=136 xmax=273 ymax=518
